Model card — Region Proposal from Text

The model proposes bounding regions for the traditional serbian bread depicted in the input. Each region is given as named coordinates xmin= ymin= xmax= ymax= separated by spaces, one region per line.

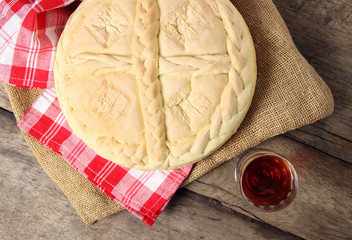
xmin=54 ymin=0 xmax=257 ymax=170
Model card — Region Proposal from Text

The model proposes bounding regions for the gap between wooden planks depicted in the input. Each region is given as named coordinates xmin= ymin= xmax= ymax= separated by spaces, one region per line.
xmin=1 ymin=87 xmax=351 ymax=239
xmin=0 ymin=106 xmax=301 ymax=240
xmin=273 ymin=0 xmax=352 ymax=164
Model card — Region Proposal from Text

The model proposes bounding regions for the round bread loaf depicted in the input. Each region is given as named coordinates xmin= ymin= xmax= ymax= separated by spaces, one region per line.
xmin=54 ymin=0 xmax=257 ymax=170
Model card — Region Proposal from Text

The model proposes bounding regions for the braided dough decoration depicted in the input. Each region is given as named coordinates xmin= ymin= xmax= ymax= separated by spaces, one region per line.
xmin=54 ymin=0 xmax=257 ymax=170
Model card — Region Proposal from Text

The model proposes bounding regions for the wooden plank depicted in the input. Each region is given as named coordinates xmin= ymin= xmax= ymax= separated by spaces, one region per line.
xmin=0 ymin=84 xmax=12 ymax=112
xmin=0 ymin=109 xmax=299 ymax=239
xmin=272 ymin=0 xmax=352 ymax=162
xmin=285 ymin=124 xmax=352 ymax=164
xmin=2 ymin=106 xmax=349 ymax=239
xmin=186 ymin=135 xmax=352 ymax=240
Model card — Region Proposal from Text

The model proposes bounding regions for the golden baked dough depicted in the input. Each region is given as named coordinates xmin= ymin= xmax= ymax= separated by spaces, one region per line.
xmin=54 ymin=0 xmax=257 ymax=170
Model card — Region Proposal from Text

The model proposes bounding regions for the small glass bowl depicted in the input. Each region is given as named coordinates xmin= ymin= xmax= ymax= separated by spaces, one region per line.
xmin=234 ymin=149 xmax=298 ymax=211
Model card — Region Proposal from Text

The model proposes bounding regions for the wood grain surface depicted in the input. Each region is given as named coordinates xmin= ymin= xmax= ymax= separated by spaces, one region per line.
xmin=0 ymin=0 xmax=351 ymax=239
xmin=0 ymin=84 xmax=11 ymax=112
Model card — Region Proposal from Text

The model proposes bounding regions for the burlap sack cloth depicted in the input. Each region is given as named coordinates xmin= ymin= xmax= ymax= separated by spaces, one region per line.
xmin=3 ymin=0 xmax=334 ymax=225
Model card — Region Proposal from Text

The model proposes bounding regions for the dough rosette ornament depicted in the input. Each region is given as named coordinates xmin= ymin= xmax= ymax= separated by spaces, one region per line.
xmin=54 ymin=0 xmax=257 ymax=170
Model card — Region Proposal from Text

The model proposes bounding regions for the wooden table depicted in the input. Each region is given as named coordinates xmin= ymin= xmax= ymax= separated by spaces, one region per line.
xmin=1 ymin=0 xmax=351 ymax=239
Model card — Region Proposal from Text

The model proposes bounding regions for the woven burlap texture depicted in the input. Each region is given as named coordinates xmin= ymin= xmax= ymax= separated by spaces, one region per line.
xmin=3 ymin=0 xmax=334 ymax=225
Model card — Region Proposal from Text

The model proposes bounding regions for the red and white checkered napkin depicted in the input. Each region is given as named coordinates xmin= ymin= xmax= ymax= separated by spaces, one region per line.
xmin=17 ymin=88 xmax=193 ymax=226
xmin=0 ymin=0 xmax=76 ymax=88
xmin=1 ymin=0 xmax=193 ymax=226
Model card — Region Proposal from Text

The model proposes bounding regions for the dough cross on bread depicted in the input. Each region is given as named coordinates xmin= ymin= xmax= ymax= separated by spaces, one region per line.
xmin=54 ymin=0 xmax=256 ymax=170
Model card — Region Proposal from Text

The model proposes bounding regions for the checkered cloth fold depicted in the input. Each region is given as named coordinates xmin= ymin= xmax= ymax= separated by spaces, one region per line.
xmin=1 ymin=0 xmax=193 ymax=226
xmin=0 ymin=0 xmax=75 ymax=88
